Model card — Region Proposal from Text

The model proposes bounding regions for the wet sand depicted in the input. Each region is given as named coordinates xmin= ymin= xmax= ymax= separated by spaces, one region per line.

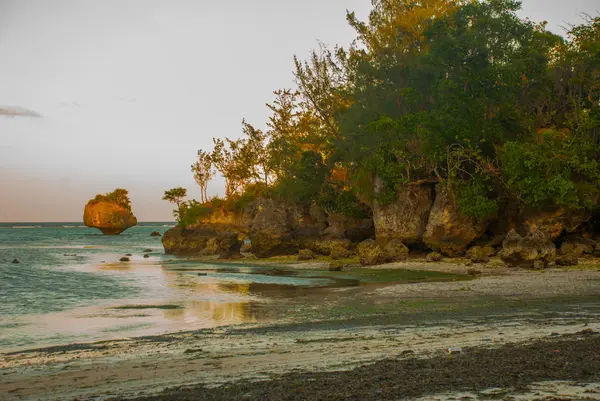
xmin=2 ymin=263 xmax=600 ymax=401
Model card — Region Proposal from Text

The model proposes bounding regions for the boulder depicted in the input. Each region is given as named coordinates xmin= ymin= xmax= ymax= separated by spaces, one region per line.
xmin=560 ymin=242 xmax=594 ymax=257
xmin=297 ymin=249 xmax=316 ymax=261
xmin=150 ymin=231 xmax=161 ymax=237
xmin=84 ymin=199 xmax=137 ymax=235
xmin=373 ymin=184 xmax=434 ymax=244
xmin=423 ymin=185 xmax=487 ymax=256
xmin=383 ymin=239 xmax=409 ymax=262
xmin=143 ymin=254 xmax=150 ymax=258
xmin=556 ymin=254 xmax=579 ymax=266
xmin=426 ymin=252 xmax=443 ymax=262
xmin=143 ymin=249 xmax=153 ymax=253
xmin=330 ymin=244 xmax=352 ymax=260
xmin=11 ymin=258 xmax=19 ymax=264
xmin=328 ymin=261 xmax=345 ymax=271
xmin=357 ymin=239 xmax=387 ymax=266
xmin=498 ymin=229 xmax=556 ymax=269
xmin=119 ymin=257 xmax=130 ymax=262
xmin=467 ymin=268 xmax=482 ymax=277
xmin=299 ymin=238 xmax=351 ymax=256
xmin=467 ymin=245 xmax=495 ymax=263
xmin=248 ymin=198 xmax=297 ymax=258
xmin=522 ymin=208 xmax=590 ymax=240
xmin=162 ymin=226 xmax=242 ymax=258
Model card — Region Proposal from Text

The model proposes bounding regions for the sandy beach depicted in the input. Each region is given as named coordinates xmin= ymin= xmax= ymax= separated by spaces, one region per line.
xmin=2 ymin=261 xmax=600 ymax=401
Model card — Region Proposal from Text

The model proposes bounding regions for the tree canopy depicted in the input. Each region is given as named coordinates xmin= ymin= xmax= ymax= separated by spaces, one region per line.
xmin=172 ymin=0 xmax=600 ymax=226
xmin=91 ymin=188 xmax=132 ymax=211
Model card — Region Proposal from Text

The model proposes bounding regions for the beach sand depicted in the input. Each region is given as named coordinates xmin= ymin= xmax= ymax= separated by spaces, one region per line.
xmin=2 ymin=262 xmax=600 ymax=400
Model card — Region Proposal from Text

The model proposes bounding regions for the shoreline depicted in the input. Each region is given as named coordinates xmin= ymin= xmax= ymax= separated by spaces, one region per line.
xmin=2 ymin=266 xmax=600 ymax=400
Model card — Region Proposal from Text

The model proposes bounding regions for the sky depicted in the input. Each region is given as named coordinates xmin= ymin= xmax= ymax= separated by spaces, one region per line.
xmin=0 ymin=0 xmax=598 ymax=222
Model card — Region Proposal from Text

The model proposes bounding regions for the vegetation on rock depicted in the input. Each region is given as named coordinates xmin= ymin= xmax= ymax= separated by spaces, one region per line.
xmin=162 ymin=0 xmax=600 ymax=257
xmin=84 ymin=188 xmax=137 ymax=235
xmin=90 ymin=189 xmax=132 ymax=211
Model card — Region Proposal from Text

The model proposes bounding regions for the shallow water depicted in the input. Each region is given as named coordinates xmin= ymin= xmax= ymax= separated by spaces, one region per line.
xmin=0 ymin=223 xmax=352 ymax=352
xmin=0 ymin=223 xmax=466 ymax=353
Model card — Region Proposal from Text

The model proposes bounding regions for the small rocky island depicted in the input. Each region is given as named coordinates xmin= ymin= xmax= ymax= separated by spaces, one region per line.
xmin=83 ymin=188 xmax=137 ymax=235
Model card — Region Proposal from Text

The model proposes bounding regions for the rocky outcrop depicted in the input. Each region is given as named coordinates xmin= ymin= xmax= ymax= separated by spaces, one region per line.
xmin=162 ymin=226 xmax=242 ymax=258
xmin=423 ymin=185 xmax=487 ymax=256
xmin=297 ymin=249 xmax=316 ymax=261
xmin=559 ymin=241 xmax=594 ymax=256
xmin=330 ymin=243 xmax=352 ymax=260
xmin=498 ymin=229 xmax=556 ymax=268
xmin=426 ymin=252 xmax=442 ymax=262
xmin=356 ymin=238 xmax=409 ymax=265
xmin=466 ymin=245 xmax=495 ymax=263
xmin=383 ymin=239 xmax=409 ymax=262
xmin=84 ymin=200 xmax=137 ymax=235
xmin=556 ymin=254 xmax=578 ymax=266
xmin=373 ymin=185 xmax=434 ymax=245
xmin=248 ymin=198 xmax=298 ymax=258
xmin=357 ymin=239 xmax=387 ymax=266
xmin=521 ymin=208 xmax=590 ymax=240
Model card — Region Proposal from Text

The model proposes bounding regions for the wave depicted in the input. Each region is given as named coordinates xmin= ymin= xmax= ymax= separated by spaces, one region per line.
xmin=10 ymin=226 xmax=42 ymax=229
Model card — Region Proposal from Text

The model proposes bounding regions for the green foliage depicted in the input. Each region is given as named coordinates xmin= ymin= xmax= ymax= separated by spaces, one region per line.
xmin=191 ymin=150 xmax=214 ymax=203
xmin=176 ymin=200 xmax=212 ymax=227
xmin=271 ymin=151 xmax=329 ymax=205
xmin=318 ymin=187 xmax=369 ymax=218
xmin=163 ymin=187 xmax=188 ymax=222
xmin=501 ymin=133 xmax=600 ymax=210
xmin=162 ymin=188 xmax=187 ymax=207
xmin=178 ymin=1 xmax=600 ymax=221
xmin=91 ymin=188 xmax=132 ymax=211
xmin=453 ymin=179 xmax=499 ymax=220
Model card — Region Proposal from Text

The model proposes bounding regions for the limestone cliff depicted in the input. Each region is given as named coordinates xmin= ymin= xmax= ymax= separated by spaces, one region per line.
xmin=372 ymin=184 xmax=434 ymax=245
xmin=423 ymin=184 xmax=488 ymax=256
xmin=162 ymin=207 xmax=248 ymax=257
xmin=83 ymin=200 xmax=137 ymax=235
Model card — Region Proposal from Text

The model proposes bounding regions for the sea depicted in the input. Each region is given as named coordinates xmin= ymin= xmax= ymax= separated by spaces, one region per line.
xmin=0 ymin=222 xmax=332 ymax=353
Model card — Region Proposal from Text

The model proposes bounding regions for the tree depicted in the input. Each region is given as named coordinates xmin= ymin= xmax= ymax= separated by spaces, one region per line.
xmin=92 ymin=188 xmax=132 ymax=211
xmin=162 ymin=187 xmax=187 ymax=209
xmin=191 ymin=150 xmax=214 ymax=203
xmin=180 ymin=0 xmax=600 ymax=221
xmin=210 ymin=138 xmax=246 ymax=197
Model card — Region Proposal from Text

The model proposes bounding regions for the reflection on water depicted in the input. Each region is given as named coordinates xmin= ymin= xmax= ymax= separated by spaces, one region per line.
xmin=1 ymin=258 xmax=465 ymax=353
xmin=0 ymin=260 xmax=342 ymax=352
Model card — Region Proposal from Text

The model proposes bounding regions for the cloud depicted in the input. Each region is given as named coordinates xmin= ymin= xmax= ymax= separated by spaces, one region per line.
xmin=0 ymin=106 xmax=42 ymax=118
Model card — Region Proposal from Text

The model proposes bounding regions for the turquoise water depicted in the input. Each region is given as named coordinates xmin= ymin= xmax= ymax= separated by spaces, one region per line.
xmin=0 ymin=222 xmax=169 ymax=316
xmin=0 ymin=223 xmax=338 ymax=352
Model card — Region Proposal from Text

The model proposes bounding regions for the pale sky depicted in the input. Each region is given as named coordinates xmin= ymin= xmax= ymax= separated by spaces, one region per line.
xmin=0 ymin=0 xmax=598 ymax=222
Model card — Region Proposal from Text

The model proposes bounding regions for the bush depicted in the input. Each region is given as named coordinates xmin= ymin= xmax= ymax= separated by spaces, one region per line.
xmin=454 ymin=178 xmax=498 ymax=220
xmin=501 ymin=133 xmax=600 ymax=210
xmin=177 ymin=201 xmax=212 ymax=227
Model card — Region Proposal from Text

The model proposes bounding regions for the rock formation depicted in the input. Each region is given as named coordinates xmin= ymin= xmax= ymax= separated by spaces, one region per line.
xmin=162 ymin=226 xmax=242 ymax=258
xmin=423 ymin=185 xmax=488 ymax=256
xmin=357 ymin=239 xmax=387 ymax=266
xmin=373 ymin=184 xmax=434 ymax=245
xmin=466 ymin=245 xmax=495 ymax=263
xmin=248 ymin=198 xmax=298 ymax=258
xmin=521 ymin=208 xmax=590 ymax=240
xmin=83 ymin=193 xmax=137 ymax=235
xmin=498 ymin=229 xmax=556 ymax=268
